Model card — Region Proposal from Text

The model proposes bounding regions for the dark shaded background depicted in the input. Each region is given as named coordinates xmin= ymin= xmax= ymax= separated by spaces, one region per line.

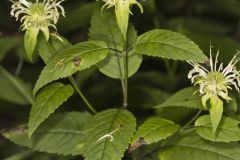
xmin=0 ymin=0 xmax=240 ymax=159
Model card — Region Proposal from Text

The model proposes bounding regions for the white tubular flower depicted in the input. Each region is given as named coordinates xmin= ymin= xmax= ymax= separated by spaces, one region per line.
xmin=188 ymin=47 xmax=240 ymax=109
xmin=10 ymin=0 xmax=65 ymax=41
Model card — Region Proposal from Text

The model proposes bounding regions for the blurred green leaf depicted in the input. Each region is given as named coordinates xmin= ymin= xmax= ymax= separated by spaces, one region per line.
xmin=83 ymin=109 xmax=136 ymax=160
xmin=129 ymin=86 xmax=169 ymax=109
xmin=0 ymin=36 xmax=20 ymax=60
xmin=155 ymin=87 xmax=203 ymax=109
xmin=168 ymin=17 xmax=232 ymax=36
xmin=58 ymin=2 xmax=99 ymax=32
xmin=29 ymin=83 xmax=74 ymax=137
xmin=33 ymin=41 xmax=109 ymax=95
xmin=132 ymin=117 xmax=179 ymax=145
xmin=195 ymin=115 xmax=240 ymax=142
xmin=3 ymin=112 xmax=92 ymax=156
xmin=3 ymin=151 xmax=34 ymax=160
xmin=0 ymin=66 xmax=33 ymax=105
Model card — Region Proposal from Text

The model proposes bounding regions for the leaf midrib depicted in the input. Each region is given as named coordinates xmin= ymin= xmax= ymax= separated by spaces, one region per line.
xmin=197 ymin=125 xmax=240 ymax=133
xmin=135 ymin=41 xmax=204 ymax=60
xmin=30 ymin=85 xmax=69 ymax=134
xmin=142 ymin=123 xmax=178 ymax=141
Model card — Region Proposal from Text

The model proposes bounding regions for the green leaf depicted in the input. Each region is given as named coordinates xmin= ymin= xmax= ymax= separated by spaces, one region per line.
xmin=134 ymin=29 xmax=208 ymax=62
xmin=160 ymin=130 xmax=240 ymax=160
xmin=83 ymin=109 xmax=136 ymax=160
xmin=210 ymin=96 xmax=223 ymax=134
xmin=37 ymin=34 xmax=71 ymax=63
xmin=3 ymin=112 xmax=92 ymax=156
xmin=33 ymin=40 xmax=109 ymax=95
xmin=0 ymin=66 xmax=33 ymax=105
xmin=29 ymin=83 xmax=74 ymax=137
xmin=3 ymin=151 xmax=34 ymax=160
xmin=89 ymin=9 xmax=142 ymax=79
xmin=24 ymin=27 xmax=39 ymax=62
xmin=0 ymin=36 xmax=20 ymax=60
xmin=98 ymin=51 xmax=142 ymax=79
xmin=195 ymin=115 xmax=240 ymax=142
xmin=132 ymin=117 xmax=179 ymax=145
xmin=155 ymin=87 xmax=203 ymax=109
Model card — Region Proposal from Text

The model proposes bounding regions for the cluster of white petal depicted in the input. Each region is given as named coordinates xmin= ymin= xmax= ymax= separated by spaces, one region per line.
xmin=188 ymin=47 xmax=240 ymax=108
xmin=10 ymin=0 xmax=65 ymax=32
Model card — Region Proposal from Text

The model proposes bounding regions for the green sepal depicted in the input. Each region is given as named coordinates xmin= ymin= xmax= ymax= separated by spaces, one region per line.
xmin=24 ymin=27 xmax=39 ymax=62
xmin=209 ymin=96 xmax=223 ymax=134
xmin=115 ymin=3 xmax=129 ymax=40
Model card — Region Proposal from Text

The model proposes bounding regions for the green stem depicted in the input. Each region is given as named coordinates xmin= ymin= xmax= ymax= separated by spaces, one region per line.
xmin=183 ymin=109 xmax=203 ymax=129
xmin=123 ymin=52 xmax=128 ymax=107
xmin=15 ymin=58 xmax=24 ymax=76
xmin=68 ymin=76 xmax=96 ymax=114
xmin=122 ymin=36 xmax=128 ymax=108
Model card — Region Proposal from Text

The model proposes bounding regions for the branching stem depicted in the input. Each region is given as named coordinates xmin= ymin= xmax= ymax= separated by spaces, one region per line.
xmin=68 ymin=76 xmax=96 ymax=114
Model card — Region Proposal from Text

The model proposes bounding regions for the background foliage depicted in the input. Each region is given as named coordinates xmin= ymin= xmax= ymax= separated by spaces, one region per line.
xmin=1 ymin=0 xmax=240 ymax=159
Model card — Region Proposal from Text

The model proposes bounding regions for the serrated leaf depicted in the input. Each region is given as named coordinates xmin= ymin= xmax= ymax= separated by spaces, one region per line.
xmin=29 ymin=83 xmax=74 ymax=137
xmin=89 ymin=9 xmax=142 ymax=79
xmin=24 ymin=27 xmax=39 ymax=62
xmin=160 ymin=130 xmax=240 ymax=160
xmin=195 ymin=115 xmax=240 ymax=142
xmin=83 ymin=109 xmax=136 ymax=160
xmin=0 ymin=66 xmax=33 ymax=105
xmin=134 ymin=29 xmax=208 ymax=62
xmin=33 ymin=40 xmax=109 ymax=95
xmin=3 ymin=112 xmax=92 ymax=156
xmin=37 ymin=34 xmax=71 ymax=63
xmin=132 ymin=117 xmax=179 ymax=145
xmin=210 ymin=96 xmax=223 ymax=134
xmin=155 ymin=87 xmax=203 ymax=109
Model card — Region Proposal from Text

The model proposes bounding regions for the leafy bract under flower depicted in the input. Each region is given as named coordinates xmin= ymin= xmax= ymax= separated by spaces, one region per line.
xmin=188 ymin=48 xmax=240 ymax=109
xmin=97 ymin=0 xmax=143 ymax=39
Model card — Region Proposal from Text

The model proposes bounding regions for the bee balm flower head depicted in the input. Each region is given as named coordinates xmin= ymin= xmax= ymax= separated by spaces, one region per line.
xmin=188 ymin=47 xmax=240 ymax=109
xmin=10 ymin=0 xmax=65 ymax=41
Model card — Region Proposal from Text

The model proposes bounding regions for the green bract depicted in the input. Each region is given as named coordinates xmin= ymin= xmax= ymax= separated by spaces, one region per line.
xmin=98 ymin=0 xmax=143 ymax=39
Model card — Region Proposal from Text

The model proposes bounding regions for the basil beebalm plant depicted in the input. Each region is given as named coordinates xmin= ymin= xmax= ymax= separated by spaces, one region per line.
xmin=3 ymin=0 xmax=240 ymax=160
